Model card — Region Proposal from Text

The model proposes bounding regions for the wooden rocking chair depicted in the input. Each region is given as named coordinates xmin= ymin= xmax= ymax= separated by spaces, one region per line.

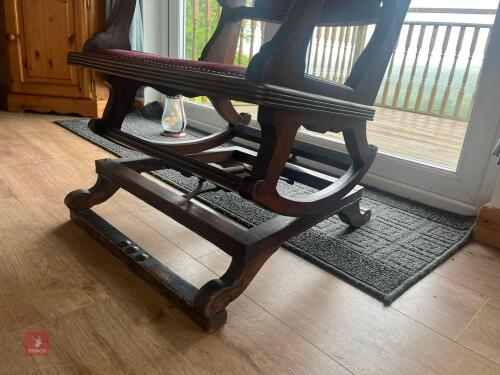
xmin=65 ymin=0 xmax=411 ymax=331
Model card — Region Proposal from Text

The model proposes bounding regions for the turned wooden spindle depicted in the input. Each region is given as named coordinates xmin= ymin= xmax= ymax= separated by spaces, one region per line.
xmin=427 ymin=25 xmax=451 ymax=113
xmin=454 ymin=27 xmax=480 ymax=119
xmin=415 ymin=25 xmax=438 ymax=111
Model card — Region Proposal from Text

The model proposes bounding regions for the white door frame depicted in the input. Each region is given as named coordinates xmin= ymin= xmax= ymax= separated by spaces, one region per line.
xmin=142 ymin=0 xmax=184 ymax=102
xmin=149 ymin=1 xmax=500 ymax=215
xmin=458 ymin=6 xmax=500 ymax=209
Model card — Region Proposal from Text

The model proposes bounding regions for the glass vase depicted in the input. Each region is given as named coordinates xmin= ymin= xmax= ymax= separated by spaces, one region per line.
xmin=161 ymin=95 xmax=187 ymax=138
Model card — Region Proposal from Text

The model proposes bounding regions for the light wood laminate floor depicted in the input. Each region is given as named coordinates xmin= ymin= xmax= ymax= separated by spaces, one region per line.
xmin=0 ymin=111 xmax=498 ymax=375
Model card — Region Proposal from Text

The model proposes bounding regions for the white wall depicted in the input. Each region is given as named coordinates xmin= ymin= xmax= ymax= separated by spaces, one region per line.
xmin=142 ymin=0 xmax=168 ymax=103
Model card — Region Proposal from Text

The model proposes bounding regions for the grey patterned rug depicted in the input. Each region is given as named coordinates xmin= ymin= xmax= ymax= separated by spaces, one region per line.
xmin=55 ymin=103 xmax=475 ymax=304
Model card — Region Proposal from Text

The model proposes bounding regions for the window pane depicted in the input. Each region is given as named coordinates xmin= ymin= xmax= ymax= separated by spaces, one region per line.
xmin=184 ymin=0 xmax=260 ymax=113
xmin=183 ymin=1 xmax=500 ymax=170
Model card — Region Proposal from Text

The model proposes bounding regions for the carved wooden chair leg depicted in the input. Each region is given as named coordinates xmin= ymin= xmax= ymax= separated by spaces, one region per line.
xmin=252 ymin=108 xmax=301 ymax=182
xmin=241 ymin=108 xmax=301 ymax=202
xmin=338 ymin=200 xmax=371 ymax=228
xmin=90 ymin=76 xmax=141 ymax=134
xmin=337 ymin=124 xmax=374 ymax=228
xmin=63 ymin=0 xmax=409 ymax=332
xmin=65 ymin=175 xmax=120 ymax=211
xmin=342 ymin=123 xmax=372 ymax=170
xmin=193 ymin=247 xmax=277 ymax=331
xmin=210 ymin=98 xmax=252 ymax=126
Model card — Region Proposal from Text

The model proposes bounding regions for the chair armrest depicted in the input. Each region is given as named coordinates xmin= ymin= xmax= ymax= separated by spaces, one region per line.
xmin=303 ymin=75 xmax=356 ymax=102
xmin=345 ymin=0 xmax=411 ymax=104
xmin=83 ymin=0 xmax=137 ymax=53
xmin=200 ymin=0 xmax=246 ymax=64
xmin=246 ymin=0 xmax=326 ymax=89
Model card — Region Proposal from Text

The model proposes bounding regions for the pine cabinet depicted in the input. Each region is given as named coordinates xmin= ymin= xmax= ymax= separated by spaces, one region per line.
xmin=1 ymin=0 xmax=108 ymax=117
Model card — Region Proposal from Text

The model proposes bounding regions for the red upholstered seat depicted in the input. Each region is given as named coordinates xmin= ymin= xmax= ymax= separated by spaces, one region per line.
xmin=69 ymin=50 xmax=375 ymax=122
xmin=94 ymin=49 xmax=247 ymax=77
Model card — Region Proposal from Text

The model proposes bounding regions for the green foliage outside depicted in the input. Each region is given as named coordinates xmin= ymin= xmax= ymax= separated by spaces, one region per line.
xmin=185 ymin=0 xmax=253 ymax=65
xmin=185 ymin=0 xmax=220 ymax=61
xmin=185 ymin=0 xmax=253 ymax=104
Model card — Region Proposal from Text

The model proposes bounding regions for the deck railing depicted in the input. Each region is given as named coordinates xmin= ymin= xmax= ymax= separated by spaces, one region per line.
xmin=185 ymin=2 xmax=496 ymax=121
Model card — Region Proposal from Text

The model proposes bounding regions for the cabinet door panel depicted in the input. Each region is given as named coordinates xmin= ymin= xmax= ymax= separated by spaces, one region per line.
xmin=22 ymin=0 xmax=76 ymax=81
xmin=4 ymin=0 xmax=92 ymax=98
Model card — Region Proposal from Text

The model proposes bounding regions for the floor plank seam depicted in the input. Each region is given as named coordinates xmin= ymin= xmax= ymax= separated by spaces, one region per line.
xmin=390 ymin=306 xmax=466 ymax=341
xmin=454 ymin=297 xmax=490 ymax=341
xmin=434 ymin=271 xmax=491 ymax=300
xmin=4 ymin=113 xmax=500 ymax=373
xmin=195 ymin=248 xmax=224 ymax=261
xmin=112 ymin=198 xmax=209 ymax=266
xmin=187 ymin=252 xmax=356 ymax=373
xmin=105 ymin=194 xmax=364 ymax=374
xmin=0 ymin=296 xmax=113 ymax=343
xmin=242 ymin=294 xmax=357 ymax=375
xmin=390 ymin=302 xmax=500 ymax=368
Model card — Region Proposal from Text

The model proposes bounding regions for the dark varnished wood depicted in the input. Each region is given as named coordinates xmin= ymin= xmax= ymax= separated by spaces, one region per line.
xmin=338 ymin=200 xmax=372 ymax=228
xmin=246 ymin=0 xmax=326 ymax=88
xmin=67 ymin=52 xmax=376 ymax=121
xmin=65 ymin=0 xmax=410 ymax=330
xmin=242 ymin=0 xmax=383 ymax=25
xmin=65 ymin=157 xmax=365 ymax=331
xmin=83 ymin=0 xmax=138 ymax=52
xmin=65 ymin=176 xmax=119 ymax=211
xmin=68 ymin=209 xmax=227 ymax=332
xmin=202 ymin=0 xmax=252 ymax=126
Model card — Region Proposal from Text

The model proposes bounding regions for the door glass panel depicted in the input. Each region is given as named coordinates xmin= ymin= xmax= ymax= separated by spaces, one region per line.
xmin=183 ymin=0 xmax=499 ymax=171
xmin=322 ymin=0 xmax=499 ymax=171
xmin=184 ymin=0 xmax=258 ymax=107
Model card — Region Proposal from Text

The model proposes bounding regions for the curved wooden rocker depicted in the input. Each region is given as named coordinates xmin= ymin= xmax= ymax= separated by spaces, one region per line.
xmin=65 ymin=0 xmax=410 ymax=331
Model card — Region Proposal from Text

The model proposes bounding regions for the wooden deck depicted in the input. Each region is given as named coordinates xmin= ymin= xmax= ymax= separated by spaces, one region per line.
xmin=235 ymin=104 xmax=468 ymax=170
xmin=356 ymin=107 xmax=467 ymax=170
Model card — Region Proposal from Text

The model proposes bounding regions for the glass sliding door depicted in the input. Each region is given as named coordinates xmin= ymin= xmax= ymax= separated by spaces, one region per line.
xmin=316 ymin=4 xmax=498 ymax=171
xmin=163 ymin=0 xmax=500 ymax=214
